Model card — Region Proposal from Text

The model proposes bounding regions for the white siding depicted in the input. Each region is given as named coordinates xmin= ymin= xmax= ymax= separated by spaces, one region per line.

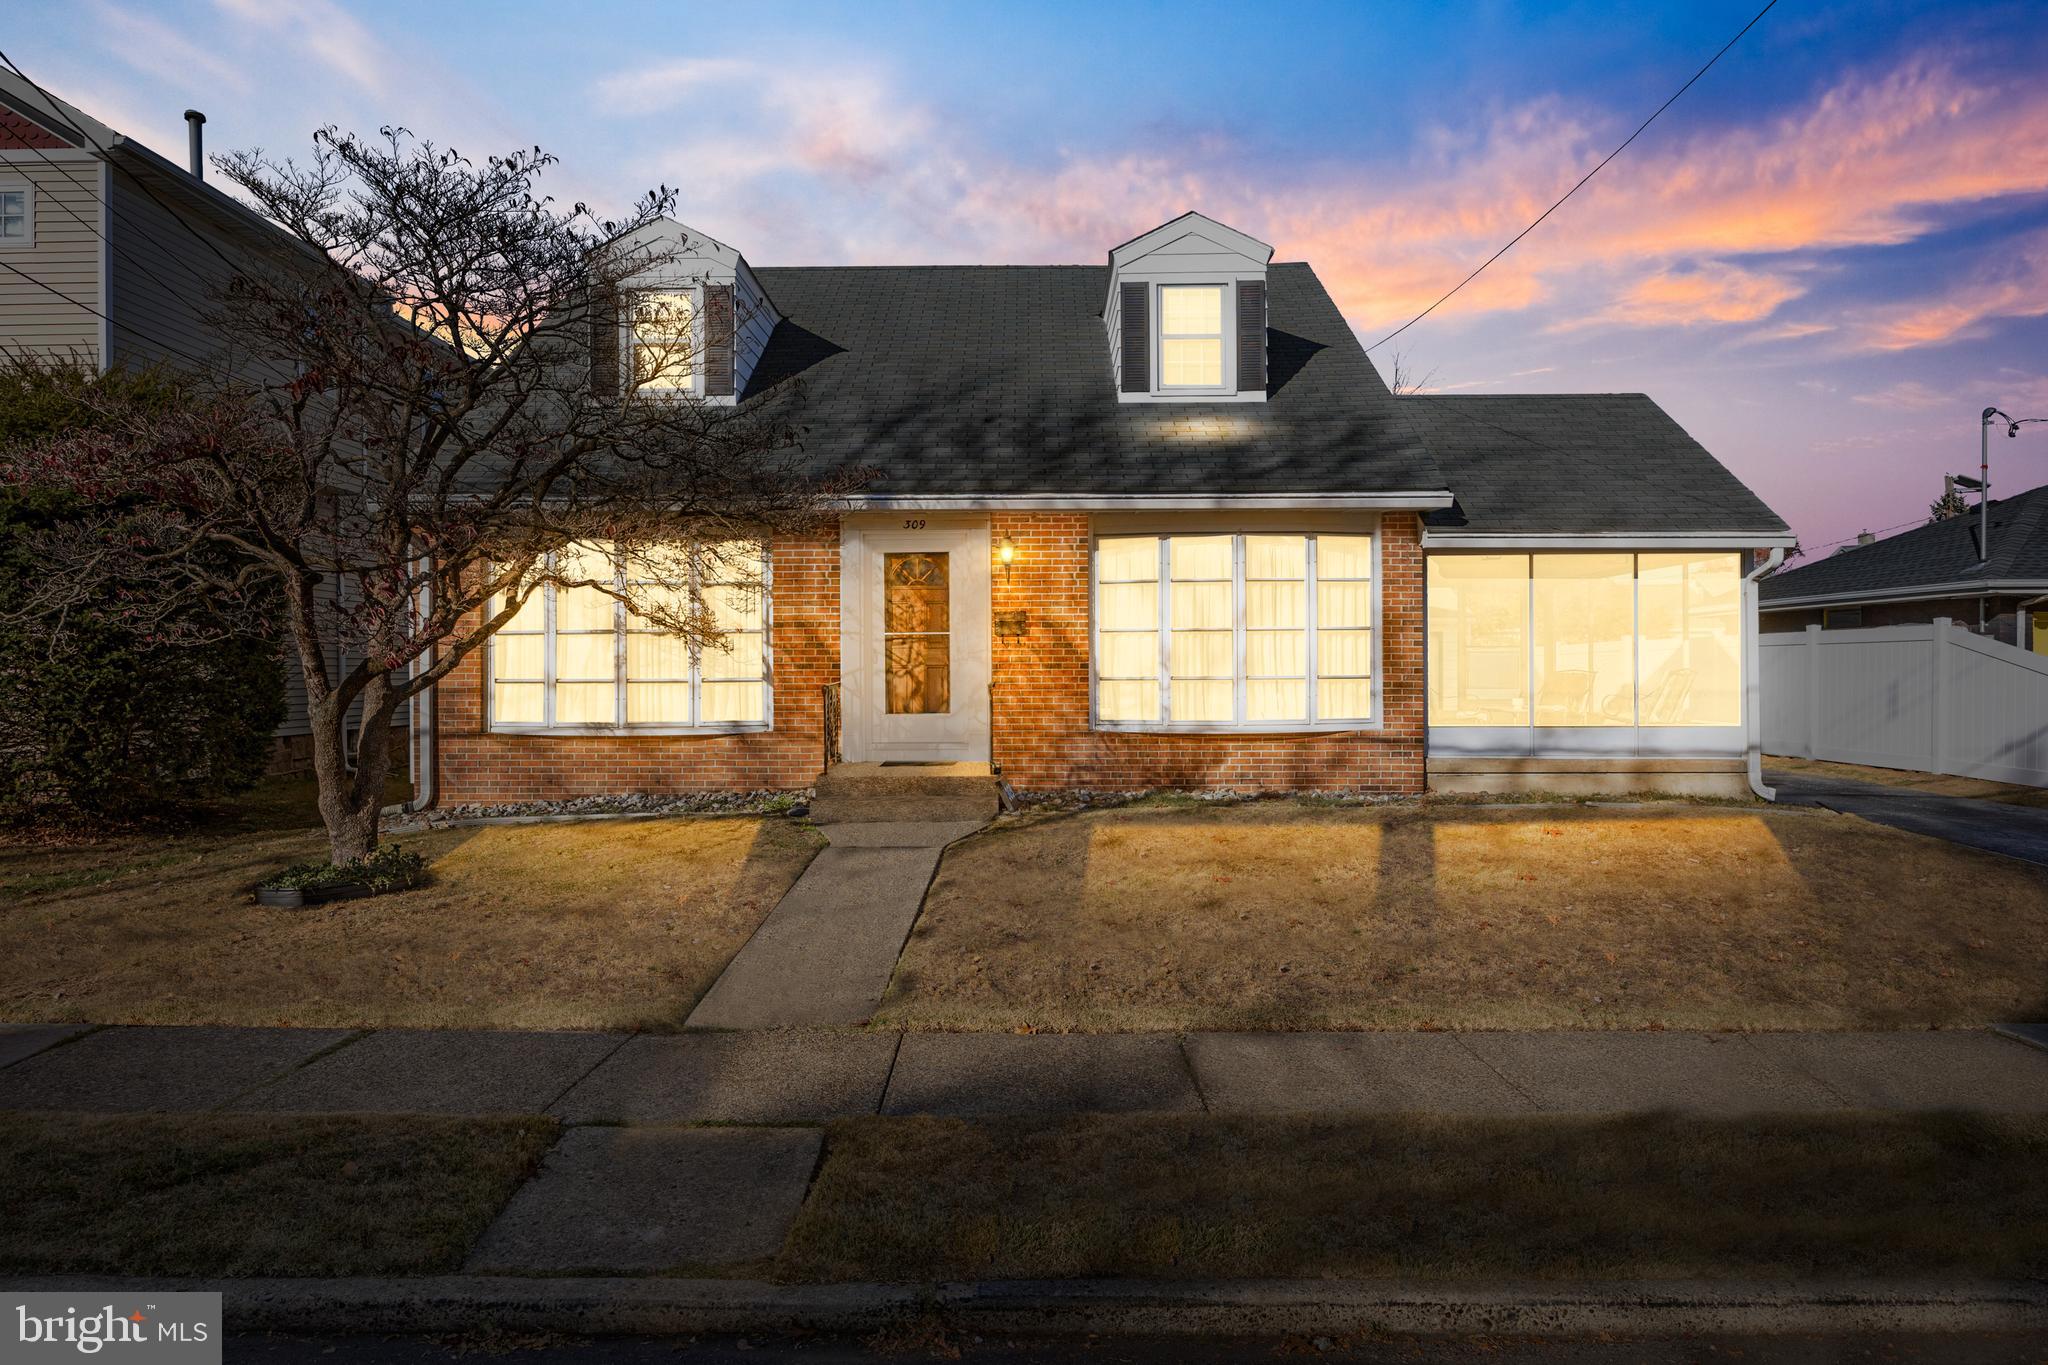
xmin=105 ymin=164 xmax=243 ymax=373
xmin=0 ymin=155 xmax=102 ymax=365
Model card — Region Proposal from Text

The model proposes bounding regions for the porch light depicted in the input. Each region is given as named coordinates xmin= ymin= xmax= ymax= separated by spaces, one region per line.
xmin=997 ymin=535 xmax=1017 ymax=577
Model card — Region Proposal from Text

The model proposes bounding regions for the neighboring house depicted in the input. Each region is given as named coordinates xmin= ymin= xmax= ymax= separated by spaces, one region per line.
xmin=1759 ymin=483 xmax=2048 ymax=651
xmin=0 ymin=74 xmax=404 ymax=773
xmin=421 ymin=211 xmax=1794 ymax=804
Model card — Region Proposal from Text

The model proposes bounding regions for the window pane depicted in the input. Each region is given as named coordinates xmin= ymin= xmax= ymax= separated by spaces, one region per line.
xmin=1638 ymin=552 xmax=1741 ymax=726
xmin=1171 ymin=582 xmax=1232 ymax=629
xmin=1248 ymin=680 xmax=1306 ymax=722
xmin=627 ymin=682 xmax=691 ymax=724
xmin=556 ymin=584 xmax=615 ymax=632
xmin=702 ymin=632 xmax=764 ymax=681
xmin=1317 ymin=581 xmax=1372 ymax=630
xmin=632 ymin=291 xmax=694 ymax=389
xmin=1172 ymin=679 xmax=1233 ymax=723
xmin=493 ymin=681 xmax=542 ymax=724
xmin=494 ymin=633 xmax=543 ymax=681
xmin=1318 ymin=535 xmax=1373 ymax=580
xmin=556 ymin=632 xmax=615 ymax=681
xmin=1534 ymin=554 xmax=1634 ymax=727
xmin=1160 ymin=338 xmax=1222 ymax=387
xmin=555 ymin=681 xmax=616 ymax=724
xmin=1245 ymin=630 xmax=1305 ymax=676
xmin=1096 ymin=536 xmax=1158 ymax=581
xmin=626 ymin=631 xmax=690 ymax=681
xmin=700 ymin=681 xmax=765 ymax=724
xmin=627 ymin=585 xmax=692 ymax=627
xmin=1099 ymin=581 xmax=1158 ymax=630
xmin=1098 ymin=680 xmax=1158 ymax=722
xmin=496 ymin=587 xmax=545 ymax=634
xmin=1318 ymin=629 xmax=1372 ymax=678
xmin=886 ymin=634 xmax=951 ymax=715
xmin=1169 ymin=630 xmax=1233 ymax=677
xmin=1247 ymin=581 xmax=1305 ymax=629
xmin=1320 ymin=678 xmax=1373 ymax=720
xmin=884 ymin=553 xmax=949 ymax=632
xmin=705 ymin=583 xmax=764 ymax=633
xmin=1245 ymin=535 xmax=1306 ymax=579
xmin=1170 ymin=535 xmax=1232 ymax=580
xmin=1428 ymin=555 xmax=1530 ymax=726
xmin=1159 ymin=285 xmax=1224 ymax=334
xmin=1098 ymin=631 xmax=1158 ymax=678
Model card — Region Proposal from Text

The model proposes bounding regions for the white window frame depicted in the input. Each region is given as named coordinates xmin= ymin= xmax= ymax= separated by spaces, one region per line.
xmin=1090 ymin=521 xmax=1382 ymax=733
xmin=486 ymin=544 xmax=773 ymax=735
xmin=623 ymin=287 xmax=701 ymax=399
xmin=0 ymin=182 xmax=33 ymax=250
xmin=1154 ymin=281 xmax=1231 ymax=394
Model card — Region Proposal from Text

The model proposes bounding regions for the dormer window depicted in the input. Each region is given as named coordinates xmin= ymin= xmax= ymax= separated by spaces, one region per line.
xmin=1158 ymin=285 xmax=1226 ymax=389
xmin=629 ymin=290 xmax=696 ymax=393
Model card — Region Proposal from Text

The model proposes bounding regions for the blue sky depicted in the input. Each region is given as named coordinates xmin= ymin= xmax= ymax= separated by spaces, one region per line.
xmin=13 ymin=0 xmax=2048 ymax=554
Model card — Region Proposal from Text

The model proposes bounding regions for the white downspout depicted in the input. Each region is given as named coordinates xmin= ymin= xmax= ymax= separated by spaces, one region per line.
xmin=385 ymin=555 xmax=437 ymax=817
xmin=1743 ymin=547 xmax=1785 ymax=802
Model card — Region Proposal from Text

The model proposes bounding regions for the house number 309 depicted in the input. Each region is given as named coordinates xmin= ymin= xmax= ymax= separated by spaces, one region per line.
xmin=901 ymin=518 xmax=927 ymax=529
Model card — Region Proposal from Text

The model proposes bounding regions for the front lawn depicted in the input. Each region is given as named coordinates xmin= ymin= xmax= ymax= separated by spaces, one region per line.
xmin=780 ymin=1112 xmax=2048 ymax=1282
xmin=0 ymin=815 xmax=823 ymax=1030
xmin=877 ymin=802 xmax=2048 ymax=1031
xmin=0 ymin=1111 xmax=553 ymax=1277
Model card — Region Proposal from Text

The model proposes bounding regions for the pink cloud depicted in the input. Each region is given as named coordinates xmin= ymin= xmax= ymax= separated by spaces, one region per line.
xmin=1851 ymin=230 xmax=2048 ymax=351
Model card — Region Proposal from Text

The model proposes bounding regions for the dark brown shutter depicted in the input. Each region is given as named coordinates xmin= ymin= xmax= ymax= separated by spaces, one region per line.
xmin=589 ymin=282 xmax=620 ymax=400
xmin=703 ymin=283 xmax=734 ymax=397
xmin=1236 ymin=279 xmax=1267 ymax=393
xmin=1119 ymin=280 xmax=1148 ymax=393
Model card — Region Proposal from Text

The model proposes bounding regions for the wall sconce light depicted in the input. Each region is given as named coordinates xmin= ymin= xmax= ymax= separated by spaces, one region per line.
xmin=996 ymin=535 xmax=1017 ymax=579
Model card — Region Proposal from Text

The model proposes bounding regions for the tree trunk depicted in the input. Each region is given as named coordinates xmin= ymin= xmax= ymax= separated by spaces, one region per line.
xmin=307 ymin=692 xmax=380 ymax=865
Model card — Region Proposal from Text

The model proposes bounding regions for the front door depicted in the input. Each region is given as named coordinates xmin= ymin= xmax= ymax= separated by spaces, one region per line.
xmin=841 ymin=519 xmax=991 ymax=763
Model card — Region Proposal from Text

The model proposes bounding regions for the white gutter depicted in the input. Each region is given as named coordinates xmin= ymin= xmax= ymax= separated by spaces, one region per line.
xmin=1760 ymin=579 xmax=2048 ymax=611
xmin=1424 ymin=530 xmax=1799 ymax=550
xmin=1743 ymin=548 xmax=1784 ymax=802
xmin=840 ymin=491 xmax=1456 ymax=512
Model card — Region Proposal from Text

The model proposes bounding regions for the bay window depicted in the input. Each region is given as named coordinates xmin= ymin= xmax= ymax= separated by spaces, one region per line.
xmin=490 ymin=541 xmax=770 ymax=732
xmin=1095 ymin=530 xmax=1376 ymax=729
xmin=1428 ymin=551 xmax=1741 ymax=731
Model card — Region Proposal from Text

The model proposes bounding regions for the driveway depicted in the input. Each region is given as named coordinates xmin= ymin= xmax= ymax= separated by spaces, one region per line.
xmin=1768 ymin=769 xmax=2048 ymax=867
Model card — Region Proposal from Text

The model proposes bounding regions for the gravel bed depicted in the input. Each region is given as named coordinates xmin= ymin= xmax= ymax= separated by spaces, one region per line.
xmin=386 ymin=788 xmax=812 ymax=831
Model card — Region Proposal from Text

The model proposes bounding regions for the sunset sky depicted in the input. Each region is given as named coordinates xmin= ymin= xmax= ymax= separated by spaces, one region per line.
xmin=16 ymin=0 xmax=2048 ymax=553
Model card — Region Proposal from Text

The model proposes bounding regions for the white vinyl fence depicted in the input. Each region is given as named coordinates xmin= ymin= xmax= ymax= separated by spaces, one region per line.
xmin=1762 ymin=618 xmax=2048 ymax=787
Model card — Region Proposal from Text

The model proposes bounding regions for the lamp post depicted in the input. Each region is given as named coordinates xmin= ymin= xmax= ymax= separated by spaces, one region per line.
xmin=1977 ymin=407 xmax=2048 ymax=566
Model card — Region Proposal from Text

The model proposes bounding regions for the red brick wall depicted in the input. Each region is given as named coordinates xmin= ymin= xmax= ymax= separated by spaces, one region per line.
xmin=0 ymin=111 xmax=72 ymax=149
xmin=987 ymin=511 xmax=1426 ymax=794
xmin=434 ymin=531 xmax=839 ymax=801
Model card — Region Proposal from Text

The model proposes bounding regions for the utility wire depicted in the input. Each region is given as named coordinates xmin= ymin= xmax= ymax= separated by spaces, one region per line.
xmin=1364 ymin=0 xmax=1779 ymax=353
xmin=0 ymin=256 xmax=223 ymax=373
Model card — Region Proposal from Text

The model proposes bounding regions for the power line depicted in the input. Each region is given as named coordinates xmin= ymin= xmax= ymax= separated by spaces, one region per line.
xmin=0 ymin=256 xmax=223 ymax=373
xmin=1364 ymin=0 xmax=1779 ymax=353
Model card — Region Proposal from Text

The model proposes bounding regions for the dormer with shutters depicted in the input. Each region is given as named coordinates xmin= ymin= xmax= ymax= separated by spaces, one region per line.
xmin=1105 ymin=211 xmax=1272 ymax=403
xmin=591 ymin=217 xmax=779 ymax=405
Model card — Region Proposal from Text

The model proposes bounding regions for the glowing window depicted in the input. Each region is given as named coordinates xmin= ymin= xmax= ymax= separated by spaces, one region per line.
xmin=629 ymin=291 xmax=696 ymax=392
xmin=1158 ymin=285 xmax=1225 ymax=388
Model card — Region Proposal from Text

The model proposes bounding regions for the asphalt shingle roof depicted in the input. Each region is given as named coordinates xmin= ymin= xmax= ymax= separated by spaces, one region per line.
xmin=1759 ymin=482 xmax=2048 ymax=603
xmin=741 ymin=263 xmax=1444 ymax=497
xmin=1409 ymin=393 xmax=1789 ymax=538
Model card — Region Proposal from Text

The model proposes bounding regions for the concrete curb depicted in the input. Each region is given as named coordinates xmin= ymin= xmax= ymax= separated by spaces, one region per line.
xmin=10 ymin=1276 xmax=2047 ymax=1339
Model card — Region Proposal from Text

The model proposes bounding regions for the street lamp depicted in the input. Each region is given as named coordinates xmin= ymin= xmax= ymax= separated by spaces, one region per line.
xmin=1973 ymin=408 xmax=2048 ymax=566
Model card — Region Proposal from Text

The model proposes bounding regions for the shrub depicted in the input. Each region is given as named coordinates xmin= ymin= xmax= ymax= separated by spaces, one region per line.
xmin=0 ymin=362 xmax=286 ymax=825
xmin=261 ymin=844 xmax=425 ymax=895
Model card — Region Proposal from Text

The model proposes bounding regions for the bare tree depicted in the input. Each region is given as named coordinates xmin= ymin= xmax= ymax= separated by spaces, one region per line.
xmin=2 ymin=129 xmax=853 ymax=863
xmin=1383 ymin=347 xmax=1439 ymax=396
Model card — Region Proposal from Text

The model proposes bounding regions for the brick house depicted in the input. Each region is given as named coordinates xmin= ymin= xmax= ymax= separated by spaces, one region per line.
xmin=409 ymin=212 xmax=1792 ymax=805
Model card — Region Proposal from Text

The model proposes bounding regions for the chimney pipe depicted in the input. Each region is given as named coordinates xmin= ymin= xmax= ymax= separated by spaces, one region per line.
xmin=184 ymin=110 xmax=205 ymax=178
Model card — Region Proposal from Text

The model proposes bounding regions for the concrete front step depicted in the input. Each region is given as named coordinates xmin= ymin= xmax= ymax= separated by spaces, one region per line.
xmin=810 ymin=761 xmax=1001 ymax=825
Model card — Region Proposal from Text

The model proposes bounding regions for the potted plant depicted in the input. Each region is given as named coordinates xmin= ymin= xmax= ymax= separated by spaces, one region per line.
xmin=256 ymin=844 xmax=426 ymax=909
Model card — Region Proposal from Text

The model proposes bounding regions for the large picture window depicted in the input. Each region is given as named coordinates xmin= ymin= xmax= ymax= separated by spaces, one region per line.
xmin=1428 ymin=551 xmax=1741 ymax=729
xmin=1094 ymin=531 xmax=1376 ymax=729
xmin=490 ymin=540 xmax=769 ymax=732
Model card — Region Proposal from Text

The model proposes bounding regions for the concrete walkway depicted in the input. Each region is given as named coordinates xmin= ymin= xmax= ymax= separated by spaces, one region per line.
xmin=683 ymin=820 xmax=985 ymax=1028
xmin=6 ymin=1022 xmax=2048 ymax=1121
xmin=1769 ymin=768 xmax=2048 ymax=866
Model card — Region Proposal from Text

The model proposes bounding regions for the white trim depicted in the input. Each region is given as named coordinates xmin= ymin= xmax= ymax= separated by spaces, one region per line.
xmin=1153 ymin=280 xmax=1231 ymax=395
xmin=0 ymin=179 xmax=34 ymax=250
xmin=0 ymin=148 xmax=101 ymax=164
xmin=1424 ymin=530 xmax=1797 ymax=550
xmin=843 ymin=492 xmax=1454 ymax=512
xmin=94 ymin=159 xmax=108 ymax=372
xmin=838 ymin=517 xmax=992 ymax=763
xmin=1759 ymin=579 xmax=2048 ymax=611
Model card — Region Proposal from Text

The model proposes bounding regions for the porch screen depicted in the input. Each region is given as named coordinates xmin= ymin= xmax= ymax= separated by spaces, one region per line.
xmin=1427 ymin=552 xmax=1742 ymax=728
xmin=489 ymin=540 xmax=769 ymax=731
xmin=1094 ymin=531 xmax=1375 ymax=728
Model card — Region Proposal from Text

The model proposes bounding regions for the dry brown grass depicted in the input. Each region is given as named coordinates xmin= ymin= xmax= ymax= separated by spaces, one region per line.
xmin=779 ymin=1113 xmax=2048 ymax=1283
xmin=878 ymin=802 xmax=2048 ymax=1031
xmin=1768 ymin=754 xmax=2048 ymax=807
xmin=0 ymin=1111 xmax=553 ymax=1276
xmin=0 ymin=816 xmax=823 ymax=1029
